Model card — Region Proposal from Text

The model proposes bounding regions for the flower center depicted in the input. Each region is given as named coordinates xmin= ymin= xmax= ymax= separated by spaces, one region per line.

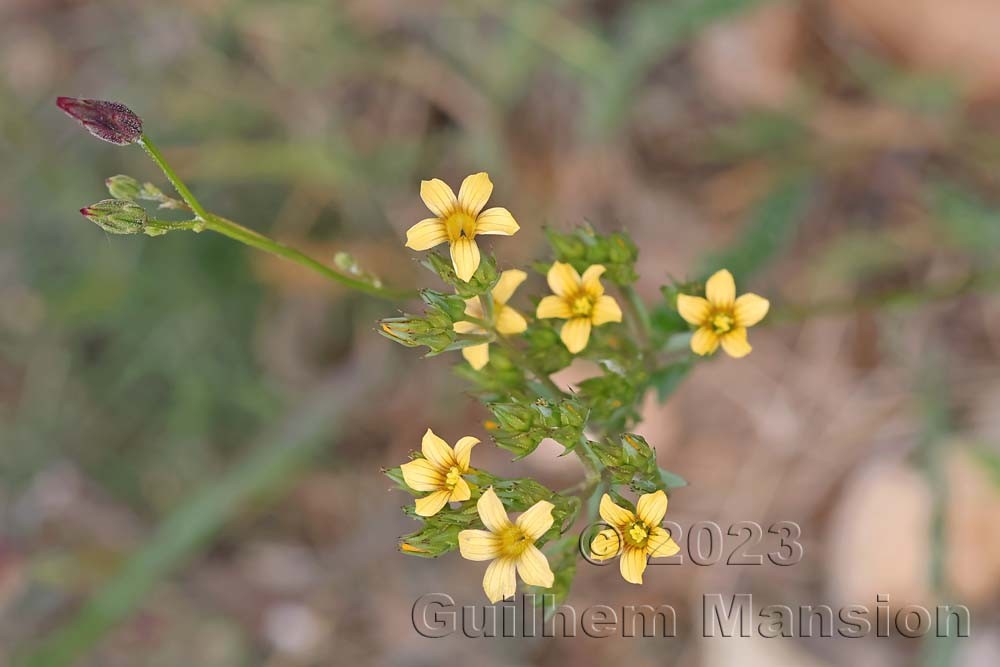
xmin=710 ymin=311 xmax=734 ymax=334
xmin=570 ymin=294 xmax=594 ymax=317
xmin=625 ymin=521 xmax=649 ymax=548
xmin=444 ymin=466 xmax=463 ymax=489
xmin=444 ymin=210 xmax=477 ymax=242
xmin=498 ymin=525 xmax=531 ymax=558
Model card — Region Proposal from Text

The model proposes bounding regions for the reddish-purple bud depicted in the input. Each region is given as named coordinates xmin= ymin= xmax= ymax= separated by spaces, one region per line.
xmin=56 ymin=97 xmax=143 ymax=145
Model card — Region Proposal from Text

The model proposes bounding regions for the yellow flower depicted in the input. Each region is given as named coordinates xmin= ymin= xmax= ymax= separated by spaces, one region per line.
xmin=676 ymin=269 xmax=769 ymax=358
xmin=458 ymin=487 xmax=555 ymax=603
xmin=589 ymin=491 xmax=680 ymax=584
xmin=536 ymin=262 xmax=622 ymax=353
xmin=405 ymin=172 xmax=520 ymax=282
xmin=400 ymin=428 xmax=479 ymax=517
xmin=453 ymin=269 xmax=528 ymax=370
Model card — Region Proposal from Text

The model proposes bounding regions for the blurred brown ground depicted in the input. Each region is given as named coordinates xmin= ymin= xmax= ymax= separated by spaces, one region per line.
xmin=2 ymin=1 xmax=1000 ymax=666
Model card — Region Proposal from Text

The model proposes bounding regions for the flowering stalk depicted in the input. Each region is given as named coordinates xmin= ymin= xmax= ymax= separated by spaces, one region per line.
xmin=137 ymin=135 xmax=413 ymax=301
xmin=61 ymin=99 xmax=772 ymax=606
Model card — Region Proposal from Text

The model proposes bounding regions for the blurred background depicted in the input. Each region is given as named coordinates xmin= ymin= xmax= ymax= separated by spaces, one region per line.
xmin=2 ymin=0 xmax=1000 ymax=665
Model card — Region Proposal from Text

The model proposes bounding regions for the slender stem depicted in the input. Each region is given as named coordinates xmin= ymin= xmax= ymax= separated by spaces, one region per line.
xmin=204 ymin=214 xmax=411 ymax=300
xmin=558 ymin=473 xmax=600 ymax=496
xmin=145 ymin=218 xmax=203 ymax=234
xmin=137 ymin=134 xmax=414 ymax=301
xmin=620 ymin=284 xmax=652 ymax=349
xmin=138 ymin=136 xmax=213 ymax=222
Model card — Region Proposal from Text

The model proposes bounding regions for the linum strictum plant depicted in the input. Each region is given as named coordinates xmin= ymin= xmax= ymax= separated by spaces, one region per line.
xmin=59 ymin=97 xmax=770 ymax=605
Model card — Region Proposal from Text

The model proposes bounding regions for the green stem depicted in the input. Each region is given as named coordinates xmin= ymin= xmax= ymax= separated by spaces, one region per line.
xmin=145 ymin=218 xmax=203 ymax=235
xmin=138 ymin=136 xmax=213 ymax=222
xmin=137 ymin=135 xmax=414 ymax=302
xmin=620 ymin=284 xmax=652 ymax=349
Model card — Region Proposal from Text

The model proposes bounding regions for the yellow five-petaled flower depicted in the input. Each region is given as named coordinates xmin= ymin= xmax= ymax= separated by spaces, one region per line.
xmin=676 ymin=269 xmax=769 ymax=358
xmin=400 ymin=428 xmax=479 ymax=517
xmin=536 ymin=261 xmax=622 ymax=353
xmin=590 ymin=490 xmax=680 ymax=584
xmin=459 ymin=487 xmax=555 ymax=603
xmin=453 ymin=269 xmax=528 ymax=370
xmin=405 ymin=172 xmax=520 ymax=282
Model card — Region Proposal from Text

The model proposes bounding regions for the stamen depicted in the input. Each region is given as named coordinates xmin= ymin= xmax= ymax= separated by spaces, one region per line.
xmin=444 ymin=210 xmax=477 ymax=242
xmin=710 ymin=311 xmax=733 ymax=334
xmin=570 ymin=294 xmax=594 ymax=317
xmin=626 ymin=522 xmax=649 ymax=547
xmin=444 ymin=466 xmax=463 ymax=489
xmin=498 ymin=525 xmax=531 ymax=558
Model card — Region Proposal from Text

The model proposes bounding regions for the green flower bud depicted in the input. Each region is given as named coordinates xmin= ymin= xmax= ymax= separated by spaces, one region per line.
xmin=545 ymin=228 xmax=586 ymax=260
xmin=420 ymin=289 xmax=467 ymax=322
xmin=105 ymin=175 xmax=143 ymax=201
xmin=421 ymin=252 xmax=498 ymax=298
xmin=490 ymin=403 xmax=535 ymax=432
xmin=79 ymin=199 xmax=147 ymax=234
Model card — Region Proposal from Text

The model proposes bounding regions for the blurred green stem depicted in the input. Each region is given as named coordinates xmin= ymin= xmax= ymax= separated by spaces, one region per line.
xmin=138 ymin=135 xmax=413 ymax=301
xmin=620 ymin=284 xmax=652 ymax=349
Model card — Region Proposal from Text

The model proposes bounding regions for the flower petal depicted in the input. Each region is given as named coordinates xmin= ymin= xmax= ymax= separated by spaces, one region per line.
xmin=636 ymin=490 xmax=668 ymax=527
xmin=516 ymin=545 xmax=554 ymax=588
xmin=591 ymin=295 xmax=623 ymax=326
xmin=453 ymin=320 xmax=482 ymax=335
xmin=690 ymin=327 xmax=719 ymax=356
xmin=734 ymin=293 xmax=770 ymax=328
xmin=483 ymin=557 xmax=517 ymax=603
xmin=546 ymin=261 xmax=580 ymax=297
xmin=492 ymin=269 xmax=527 ymax=304
xmin=450 ymin=237 xmax=481 ymax=282
xmin=495 ymin=305 xmax=527 ymax=335
xmin=620 ymin=545 xmax=648 ymax=584
xmin=453 ymin=436 xmax=479 ymax=471
xmin=421 ymin=428 xmax=455 ymax=469
xmin=515 ymin=500 xmax=554 ymax=540
xmin=462 ymin=342 xmax=490 ymax=370
xmin=400 ymin=458 xmax=444 ymax=492
xmin=414 ymin=489 xmax=451 ymax=517
xmin=449 ymin=476 xmax=472 ymax=502
xmin=475 ymin=207 xmax=519 ymax=236
xmin=463 ymin=296 xmax=485 ymax=320
xmin=420 ymin=178 xmax=457 ymax=218
xmin=706 ymin=269 xmax=736 ymax=309
xmin=676 ymin=294 xmax=710 ymax=326
xmin=560 ymin=317 xmax=592 ymax=354
xmin=536 ymin=295 xmax=571 ymax=319
xmin=720 ymin=327 xmax=752 ymax=358
xmin=647 ymin=526 xmax=681 ymax=558
xmin=580 ymin=265 xmax=606 ymax=298
xmin=458 ymin=172 xmax=493 ymax=216
xmin=477 ymin=487 xmax=512 ymax=533
xmin=590 ymin=528 xmax=622 ymax=561
xmin=458 ymin=529 xmax=501 ymax=561
xmin=598 ymin=493 xmax=635 ymax=529
xmin=404 ymin=218 xmax=448 ymax=251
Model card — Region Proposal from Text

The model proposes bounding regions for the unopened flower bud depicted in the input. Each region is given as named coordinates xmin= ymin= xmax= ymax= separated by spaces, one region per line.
xmin=80 ymin=199 xmax=147 ymax=234
xmin=56 ymin=97 xmax=143 ymax=145
xmin=490 ymin=403 xmax=535 ymax=432
xmin=105 ymin=175 xmax=143 ymax=201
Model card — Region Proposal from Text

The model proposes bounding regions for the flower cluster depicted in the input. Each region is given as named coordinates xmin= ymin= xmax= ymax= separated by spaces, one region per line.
xmin=56 ymin=99 xmax=770 ymax=607
xmin=385 ymin=172 xmax=770 ymax=603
